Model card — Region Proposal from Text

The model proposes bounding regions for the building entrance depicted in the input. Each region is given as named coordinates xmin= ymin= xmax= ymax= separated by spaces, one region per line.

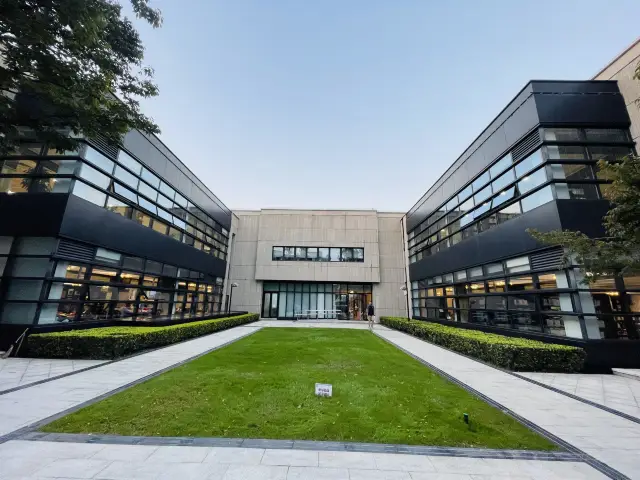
xmin=261 ymin=282 xmax=372 ymax=319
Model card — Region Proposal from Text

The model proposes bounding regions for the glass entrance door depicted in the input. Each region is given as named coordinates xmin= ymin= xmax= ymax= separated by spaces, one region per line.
xmin=262 ymin=292 xmax=279 ymax=318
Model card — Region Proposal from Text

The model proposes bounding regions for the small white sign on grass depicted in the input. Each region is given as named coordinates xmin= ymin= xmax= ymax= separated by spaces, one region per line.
xmin=315 ymin=383 xmax=332 ymax=397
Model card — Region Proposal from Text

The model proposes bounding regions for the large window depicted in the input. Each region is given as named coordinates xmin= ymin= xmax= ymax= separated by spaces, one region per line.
xmin=0 ymin=237 xmax=225 ymax=325
xmin=410 ymin=252 xmax=640 ymax=340
xmin=0 ymin=141 xmax=230 ymax=261
xmin=408 ymin=127 xmax=633 ymax=264
xmin=272 ymin=246 xmax=365 ymax=262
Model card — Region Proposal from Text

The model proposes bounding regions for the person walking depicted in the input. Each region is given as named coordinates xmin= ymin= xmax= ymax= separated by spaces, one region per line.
xmin=367 ymin=302 xmax=375 ymax=331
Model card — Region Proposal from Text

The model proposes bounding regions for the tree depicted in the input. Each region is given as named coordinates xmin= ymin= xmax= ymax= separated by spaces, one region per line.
xmin=0 ymin=0 xmax=162 ymax=155
xmin=529 ymin=64 xmax=640 ymax=285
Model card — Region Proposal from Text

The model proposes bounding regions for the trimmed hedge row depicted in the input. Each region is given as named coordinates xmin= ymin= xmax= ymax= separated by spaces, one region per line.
xmin=380 ymin=317 xmax=586 ymax=373
xmin=26 ymin=313 xmax=259 ymax=359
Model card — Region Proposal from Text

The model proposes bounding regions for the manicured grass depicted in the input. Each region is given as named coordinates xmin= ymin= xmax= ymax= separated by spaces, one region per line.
xmin=43 ymin=328 xmax=556 ymax=449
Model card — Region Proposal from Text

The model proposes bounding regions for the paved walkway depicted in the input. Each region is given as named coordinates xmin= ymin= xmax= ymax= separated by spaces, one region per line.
xmin=518 ymin=372 xmax=640 ymax=420
xmin=0 ymin=439 xmax=607 ymax=479
xmin=0 ymin=321 xmax=636 ymax=478
xmin=0 ymin=325 xmax=261 ymax=438
xmin=253 ymin=320 xmax=392 ymax=330
xmin=375 ymin=329 xmax=640 ymax=479
xmin=0 ymin=358 xmax=107 ymax=393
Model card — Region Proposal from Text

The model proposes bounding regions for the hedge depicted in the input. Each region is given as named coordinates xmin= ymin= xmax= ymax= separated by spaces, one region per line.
xmin=25 ymin=313 xmax=259 ymax=360
xmin=380 ymin=317 xmax=586 ymax=373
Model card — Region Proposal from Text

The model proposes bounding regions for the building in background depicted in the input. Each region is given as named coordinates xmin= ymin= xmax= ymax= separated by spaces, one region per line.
xmin=0 ymin=130 xmax=232 ymax=347
xmin=404 ymin=80 xmax=639 ymax=368
xmin=227 ymin=210 xmax=407 ymax=320
xmin=594 ymin=37 xmax=640 ymax=149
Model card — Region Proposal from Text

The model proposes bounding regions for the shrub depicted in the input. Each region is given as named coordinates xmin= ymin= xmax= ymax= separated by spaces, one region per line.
xmin=26 ymin=313 xmax=259 ymax=360
xmin=379 ymin=317 xmax=586 ymax=373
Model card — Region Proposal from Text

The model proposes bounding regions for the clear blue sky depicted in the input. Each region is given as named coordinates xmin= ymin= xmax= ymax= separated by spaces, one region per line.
xmin=131 ymin=0 xmax=640 ymax=212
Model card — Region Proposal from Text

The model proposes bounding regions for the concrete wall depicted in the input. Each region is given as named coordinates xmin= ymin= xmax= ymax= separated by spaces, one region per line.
xmin=594 ymin=38 xmax=640 ymax=149
xmin=228 ymin=209 xmax=406 ymax=318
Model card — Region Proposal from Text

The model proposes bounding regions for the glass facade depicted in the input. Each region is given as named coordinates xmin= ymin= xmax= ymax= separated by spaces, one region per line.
xmin=407 ymin=128 xmax=633 ymax=263
xmin=0 ymin=142 xmax=229 ymax=261
xmin=0 ymin=237 xmax=224 ymax=325
xmin=261 ymin=282 xmax=372 ymax=320
xmin=272 ymin=246 xmax=364 ymax=262
xmin=411 ymin=251 xmax=640 ymax=340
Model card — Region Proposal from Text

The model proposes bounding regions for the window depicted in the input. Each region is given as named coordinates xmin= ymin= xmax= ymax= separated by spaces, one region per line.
xmin=485 ymin=263 xmax=503 ymax=275
xmin=106 ymin=197 xmax=132 ymax=218
xmin=554 ymin=183 xmax=599 ymax=200
xmin=492 ymin=186 xmax=516 ymax=209
xmin=295 ymin=247 xmax=307 ymax=260
xmin=284 ymin=247 xmax=295 ymax=260
xmin=472 ymin=171 xmax=490 ymax=192
xmin=508 ymin=295 xmax=535 ymax=310
xmin=589 ymin=146 xmax=633 ymax=163
xmin=174 ymin=193 xmax=188 ymax=208
xmin=543 ymin=128 xmax=581 ymax=142
xmin=159 ymin=181 xmax=175 ymax=200
xmin=508 ymin=276 xmax=534 ymax=291
xmin=330 ymin=248 xmax=341 ymax=262
xmin=489 ymin=154 xmax=512 ymax=178
xmin=273 ymin=246 xmax=284 ymax=260
xmin=138 ymin=196 xmax=158 ymax=214
xmin=114 ymin=166 xmax=138 ymax=189
xmin=95 ymin=248 xmax=121 ymax=265
xmin=354 ymin=248 xmax=364 ymax=261
xmin=112 ymin=182 xmax=138 ymax=203
xmin=157 ymin=208 xmax=173 ymax=223
xmin=83 ymin=146 xmax=115 ymax=173
xmin=307 ymin=247 xmax=318 ymax=261
xmin=548 ymin=163 xmax=594 ymax=181
xmin=517 ymin=167 xmax=547 ymax=194
xmin=487 ymin=279 xmax=506 ymax=292
xmin=546 ymin=145 xmax=587 ymax=161
xmin=90 ymin=267 xmax=117 ymax=282
xmin=473 ymin=185 xmax=492 ymax=205
xmin=454 ymin=270 xmax=467 ymax=281
xmin=486 ymin=296 xmax=507 ymax=310
xmin=520 ymin=186 xmax=553 ymax=212
xmin=138 ymin=181 xmax=157 ymax=202
xmin=584 ymin=128 xmax=628 ymax=143
xmin=140 ymin=167 xmax=160 ymax=188
xmin=72 ymin=181 xmax=106 ymax=207
xmin=40 ymin=159 xmax=78 ymax=175
xmin=505 ymin=256 xmax=529 ymax=274
xmin=468 ymin=267 xmax=483 ymax=279
xmin=117 ymin=150 xmax=142 ymax=175
xmin=458 ymin=185 xmax=473 ymax=203
xmin=319 ymin=248 xmax=330 ymax=261
xmin=491 ymin=169 xmax=515 ymax=192
xmin=152 ymin=219 xmax=168 ymax=235
xmin=0 ymin=176 xmax=30 ymax=193
xmin=133 ymin=210 xmax=153 ymax=227
xmin=515 ymin=149 xmax=543 ymax=178
xmin=77 ymin=163 xmax=110 ymax=189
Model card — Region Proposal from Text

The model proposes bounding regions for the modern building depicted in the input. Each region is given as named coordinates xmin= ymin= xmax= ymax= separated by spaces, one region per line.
xmin=227 ymin=210 xmax=408 ymax=320
xmin=594 ymin=37 xmax=640 ymax=149
xmin=404 ymin=80 xmax=639 ymax=368
xmin=0 ymin=129 xmax=232 ymax=347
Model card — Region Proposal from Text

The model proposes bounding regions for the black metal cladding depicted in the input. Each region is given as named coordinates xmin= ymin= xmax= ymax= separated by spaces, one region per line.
xmin=406 ymin=80 xmax=628 ymax=232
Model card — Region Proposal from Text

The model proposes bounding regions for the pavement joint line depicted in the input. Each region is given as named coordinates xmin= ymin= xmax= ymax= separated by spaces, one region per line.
xmin=0 ymin=361 xmax=112 ymax=396
xmin=0 ymin=326 xmax=263 ymax=444
xmin=508 ymin=371 xmax=640 ymax=425
xmin=376 ymin=324 xmax=640 ymax=426
xmin=14 ymin=432 xmax=582 ymax=461
xmin=372 ymin=330 xmax=631 ymax=480
xmin=0 ymin=319 xmax=263 ymax=396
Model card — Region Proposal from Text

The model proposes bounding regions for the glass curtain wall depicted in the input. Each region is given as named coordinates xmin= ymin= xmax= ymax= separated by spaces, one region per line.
xmin=0 ymin=236 xmax=225 ymax=325
xmin=262 ymin=282 xmax=372 ymax=320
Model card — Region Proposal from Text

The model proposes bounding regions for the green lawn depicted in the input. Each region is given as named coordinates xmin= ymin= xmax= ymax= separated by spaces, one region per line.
xmin=43 ymin=328 xmax=556 ymax=449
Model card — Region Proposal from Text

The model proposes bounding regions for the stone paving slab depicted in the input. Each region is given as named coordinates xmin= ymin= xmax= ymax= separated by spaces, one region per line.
xmin=253 ymin=320 xmax=392 ymax=330
xmin=0 ymin=358 xmax=107 ymax=394
xmin=0 ymin=325 xmax=261 ymax=439
xmin=0 ymin=440 xmax=609 ymax=479
xmin=518 ymin=372 xmax=640 ymax=421
xmin=375 ymin=329 xmax=640 ymax=479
